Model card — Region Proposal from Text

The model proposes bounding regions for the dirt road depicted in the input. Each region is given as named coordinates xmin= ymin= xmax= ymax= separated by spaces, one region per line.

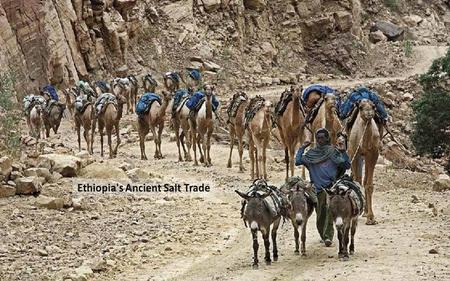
xmin=0 ymin=45 xmax=449 ymax=281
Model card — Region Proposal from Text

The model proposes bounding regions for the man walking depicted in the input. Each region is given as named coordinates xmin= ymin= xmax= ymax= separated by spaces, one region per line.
xmin=295 ymin=128 xmax=351 ymax=246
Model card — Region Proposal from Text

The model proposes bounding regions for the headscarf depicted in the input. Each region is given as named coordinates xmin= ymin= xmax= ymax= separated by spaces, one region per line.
xmin=302 ymin=128 xmax=347 ymax=165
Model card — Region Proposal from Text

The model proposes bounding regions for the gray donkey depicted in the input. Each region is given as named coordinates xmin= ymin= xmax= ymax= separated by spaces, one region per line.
xmin=281 ymin=177 xmax=316 ymax=256
xmin=325 ymin=177 xmax=364 ymax=261
xmin=236 ymin=180 xmax=288 ymax=268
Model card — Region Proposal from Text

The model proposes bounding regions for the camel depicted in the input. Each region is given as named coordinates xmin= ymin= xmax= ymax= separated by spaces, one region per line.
xmin=275 ymin=86 xmax=307 ymax=180
xmin=309 ymin=92 xmax=343 ymax=145
xmin=172 ymin=91 xmax=193 ymax=162
xmin=63 ymin=88 xmax=77 ymax=119
xmin=138 ymin=91 xmax=172 ymax=160
xmin=163 ymin=72 xmax=181 ymax=92
xmin=128 ymin=75 xmax=139 ymax=109
xmin=143 ymin=74 xmax=158 ymax=92
xmin=190 ymin=85 xmax=216 ymax=167
xmin=92 ymin=81 xmax=111 ymax=96
xmin=226 ymin=92 xmax=248 ymax=172
xmin=347 ymin=99 xmax=382 ymax=225
xmin=93 ymin=95 xmax=125 ymax=158
xmin=29 ymin=103 xmax=45 ymax=140
xmin=112 ymin=78 xmax=132 ymax=114
xmin=74 ymin=99 xmax=95 ymax=154
xmin=246 ymin=96 xmax=272 ymax=180
xmin=42 ymin=101 xmax=66 ymax=138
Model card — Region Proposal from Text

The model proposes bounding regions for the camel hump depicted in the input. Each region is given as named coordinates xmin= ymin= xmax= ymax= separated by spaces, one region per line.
xmin=302 ymin=84 xmax=337 ymax=107
xmin=244 ymin=96 xmax=266 ymax=128
xmin=136 ymin=93 xmax=161 ymax=116
xmin=274 ymin=88 xmax=294 ymax=117
xmin=227 ymin=92 xmax=247 ymax=119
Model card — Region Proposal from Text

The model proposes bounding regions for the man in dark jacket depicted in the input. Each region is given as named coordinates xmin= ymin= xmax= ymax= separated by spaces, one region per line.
xmin=295 ymin=128 xmax=351 ymax=246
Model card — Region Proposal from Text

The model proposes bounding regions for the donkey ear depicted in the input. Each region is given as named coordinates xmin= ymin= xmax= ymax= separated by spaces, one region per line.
xmin=235 ymin=190 xmax=250 ymax=200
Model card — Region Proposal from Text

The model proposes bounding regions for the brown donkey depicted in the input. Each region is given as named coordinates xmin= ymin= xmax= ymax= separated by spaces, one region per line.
xmin=246 ymin=96 xmax=272 ymax=180
xmin=226 ymin=92 xmax=248 ymax=172
xmin=348 ymin=99 xmax=381 ymax=225
xmin=275 ymin=86 xmax=307 ymax=180
xmin=138 ymin=91 xmax=172 ymax=160
xmin=281 ymin=178 xmax=315 ymax=256
xmin=236 ymin=187 xmax=285 ymax=268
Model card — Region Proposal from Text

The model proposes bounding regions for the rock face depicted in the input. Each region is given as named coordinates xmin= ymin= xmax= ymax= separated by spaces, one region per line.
xmin=0 ymin=0 xmax=134 ymax=93
xmin=0 ymin=156 xmax=12 ymax=180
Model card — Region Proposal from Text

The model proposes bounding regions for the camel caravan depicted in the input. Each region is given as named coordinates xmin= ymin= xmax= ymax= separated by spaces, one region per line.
xmin=23 ymin=69 xmax=390 ymax=266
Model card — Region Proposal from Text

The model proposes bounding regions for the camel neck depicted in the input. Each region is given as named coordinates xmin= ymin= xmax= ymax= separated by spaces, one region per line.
xmin=205 ymin=95 xmax=213 ymax=119
xmin=292 ymin=93 xmax=300 ymax=124
xmin=158 ymin=97 xmax=169 ymax=118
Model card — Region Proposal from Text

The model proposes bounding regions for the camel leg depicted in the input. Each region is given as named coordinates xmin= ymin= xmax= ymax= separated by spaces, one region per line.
xmin=248 ymin=137 xmax=255 ymax=180
xmin=83 ymin=129 xmax=91 ymax=155
xmin=99 ymin=122 xmax=104 ymax=158
xmin=364 ymin=153 xmax=378 ymax=225
xmin=76 ymin=122 xmax=81 ymax=152
xmin=227 ymin=126 xmax=235 ymax=168
xmin=174 ymin=121 xmax=183 ymax=162
xmin=198 ymin=135 xmax=205 ymax=164
xmin=157 ymin=122 xmax=164 ymax=158
xmin=238 ymin=133 xmax=245 ymax=172
xmin=107 ymin=128 xmax=113 ymax=159
xmin=202 ymin=134 xmax=208 ymax=167
xmin=289 ymin=144 xmax=296 ymax=178
xmin=150 ymin=126 xmax=158 ymax=159
xmin=284 ymin=147 xmax=289 ymax=181
xmin=207 ymin=128 xmax=212 ymax=165
xmin=114 ymin=121 xmax=120 ymax=157
xmin=191 ymin=128 xmax=198 ymax=166
xmin=91 ymin=116 xmax=97 ymax=154
xmin=139 ymin=127 xmax=148 ymax=160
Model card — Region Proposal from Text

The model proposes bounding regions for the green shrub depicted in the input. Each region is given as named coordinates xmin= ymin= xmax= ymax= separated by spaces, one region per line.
xmin=0 ymin=71 xmax=21 ymax=158
xmin=404 ymin=40 xmax=413 ymax=58
xmin=411 ymin=47 xmax=450 ymax=156
xmin=384 ymin=0 xmax=399 ymax=11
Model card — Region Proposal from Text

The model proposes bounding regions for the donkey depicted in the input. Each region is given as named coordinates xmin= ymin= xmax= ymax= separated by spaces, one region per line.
xmin=236 ymin=187 xmax=286 ymax=268
xmin=325 ymin=182 xmax=364 ymax=261
xmin=281 ymin=179 xmax=315 ymax=256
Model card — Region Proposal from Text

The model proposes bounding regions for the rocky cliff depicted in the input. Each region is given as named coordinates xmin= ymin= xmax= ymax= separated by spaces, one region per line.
xmin=0 ymin=0 xmax=448 ymax=95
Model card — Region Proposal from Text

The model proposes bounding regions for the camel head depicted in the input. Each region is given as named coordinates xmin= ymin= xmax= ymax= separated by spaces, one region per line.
xmin=163 ymin=72 xmax=181 ymax=91
xmin=203 ymin=84 xmax=215 ymax=98
xmin=358 ymin=99 xmax=376 ymax=121
xmin=291 ymin=85 xmax=303 ymax=98
xmin=324 ymin=93 xmax=337 ymax=112
xmin=144 ymin=74 xmax=158 ymax=92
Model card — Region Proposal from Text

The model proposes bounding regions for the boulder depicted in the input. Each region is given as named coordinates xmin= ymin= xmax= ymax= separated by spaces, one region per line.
xmin=0 ymin=185 xmax=16 ymax=198
xmin=202 ymin=0 xmax=221 ymax=12
xmin=433 ymin=175 xmax=450 ymax=192
xmin=203 ymin=60 xmax=221 ymax=72
xmin=369 ymin=30 xmax=387 ymax=43
xmin=334 ymin=11 xmax=353 ymax=32
xmin=36 ymin=196 xmax=65 ymax=209
xmin=24 ymin=168 xmax=52 ymax=182
xmin=403 ymin=15 xmax=423 ymax=27
xmin=370 ymin=21 xmax=404 ymax=41
xmin=15 ymin=177 xmax=41 ymax=195
xmin=402 ymin=93 xmax=414 ymax=101
xmin=243 ymin=0 xmax=266 ymax=11
xmin=80 ymin=162 xmax=129 ymax=180
xmin=38 ymin=154 xmax=81 ymax=177
xmin=0 ymin=156 xmax=12 ymax=179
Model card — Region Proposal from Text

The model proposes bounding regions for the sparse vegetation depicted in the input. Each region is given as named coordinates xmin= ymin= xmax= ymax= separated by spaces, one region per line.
xmin=384 ymin=0 xmax=399 ymax=11
xmin=0 ymin=71 xmax=21 ymax=158
xmin=403 ymin=40 xmax=413 ymax=58
xmin=412 ymin=47 xmax=450 ymax=157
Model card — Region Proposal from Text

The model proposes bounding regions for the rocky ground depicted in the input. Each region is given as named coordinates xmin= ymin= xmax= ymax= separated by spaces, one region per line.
xmin=1 ymin=43 xmax=450 ymax=280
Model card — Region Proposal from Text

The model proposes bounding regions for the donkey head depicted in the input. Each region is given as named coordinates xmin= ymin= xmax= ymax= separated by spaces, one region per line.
xmin=283 ymin=184 xmax=310 ymax=226
xmin=236 ymin=189 xmax=272 ymax=230
xmin=358 ymin=99 xmax=376 ymax=122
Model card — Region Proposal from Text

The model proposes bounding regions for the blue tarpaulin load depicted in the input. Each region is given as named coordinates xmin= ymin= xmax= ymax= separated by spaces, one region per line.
xmin=301 ymin=85 xmax=336 ymax=105
xmin=42 ymin=85 xmax=59 ymax=101
xmin=186 ymin=91 xmax=219 ymax=111
xmin=339 ymin=87 xmax=388 ymax=121
xmin=136 ymin=93 xmax=161 ymax=116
